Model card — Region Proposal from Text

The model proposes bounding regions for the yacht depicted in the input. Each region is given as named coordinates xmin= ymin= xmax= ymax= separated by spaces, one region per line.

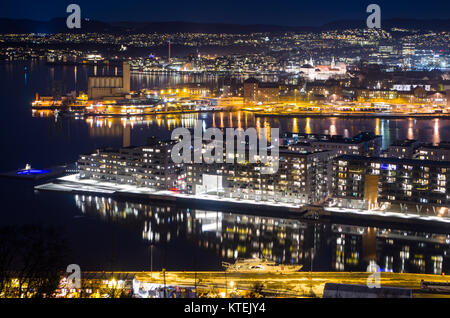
xmin=222 ymin=258 xmax=302 ymax=273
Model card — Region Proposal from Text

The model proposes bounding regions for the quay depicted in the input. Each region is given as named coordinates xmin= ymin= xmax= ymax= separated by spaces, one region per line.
xmin=0 ymin=164 xmax=75 ymax=181
xmin=253 ymin=111 xmax=450 ymax=119
xmin=35 ymin=174 xmax=450 ymax=232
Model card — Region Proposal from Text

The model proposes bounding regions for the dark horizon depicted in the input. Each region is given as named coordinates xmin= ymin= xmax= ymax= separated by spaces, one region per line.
xmin=0 ymin=0 xmax=449 ymax=27
xmin=0 ymin=16 xmax=449 ymax=35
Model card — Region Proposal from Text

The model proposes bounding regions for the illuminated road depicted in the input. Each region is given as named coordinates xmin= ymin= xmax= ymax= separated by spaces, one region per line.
xmin=134 ymin=271 xmax=450 ymax=297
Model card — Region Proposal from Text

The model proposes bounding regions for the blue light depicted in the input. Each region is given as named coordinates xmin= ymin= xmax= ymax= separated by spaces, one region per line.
xmin=380 ymin=164 xmax=396 ymax=171
xmin=17 ymin=169 xmax=51 ymax=175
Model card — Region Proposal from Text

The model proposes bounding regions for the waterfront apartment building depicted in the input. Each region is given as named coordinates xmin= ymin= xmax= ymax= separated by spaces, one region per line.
xmin=283 ymin=132 xmax=382 ymax=157
xmin=186 ymin=147 xmax=333 ymax=205
xmin=332 ymin=155 xmax=450 ymax=214
xmin=416 ymin=143 xmax=450 ymax=161
xmin=78 ymin=138 xmax=182 ymax=190
xmin=385 ymin=140 xmax=450 ymax=161
xmin=385 ymin=139 xmax=421 ymax=159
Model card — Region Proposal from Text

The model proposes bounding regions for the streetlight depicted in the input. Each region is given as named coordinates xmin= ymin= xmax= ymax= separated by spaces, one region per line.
xmin=163 ymin=268 xmax=167 ymax=298
xmin=309 ymin=247 xmax=315 ymax=296
xmin=224 ymin=271 xmax=228 ymax=297
xmin=150 ymin=244 xmax=154 ymax=279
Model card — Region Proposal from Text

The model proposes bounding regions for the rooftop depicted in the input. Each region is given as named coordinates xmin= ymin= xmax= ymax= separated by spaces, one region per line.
xmin=335 ymin=154 xmax=450 ymax=168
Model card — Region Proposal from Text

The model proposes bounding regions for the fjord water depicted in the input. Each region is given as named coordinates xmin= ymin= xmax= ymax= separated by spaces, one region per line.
xmin=0 ymin=60 xmax=449 ymax=273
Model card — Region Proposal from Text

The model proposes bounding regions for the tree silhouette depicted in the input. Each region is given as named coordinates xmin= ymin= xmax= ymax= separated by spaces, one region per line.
xmin=0 ymin=225 xmax=68 ymax=298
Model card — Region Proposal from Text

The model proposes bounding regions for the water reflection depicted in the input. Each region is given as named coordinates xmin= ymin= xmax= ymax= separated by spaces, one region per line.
xmin=31 ymin=108 xmax=450 ymax=151
xmin=434 ymin=118 xmax=440 ymax=145
xmin=74 ymin=195 xmax=450 ymax=274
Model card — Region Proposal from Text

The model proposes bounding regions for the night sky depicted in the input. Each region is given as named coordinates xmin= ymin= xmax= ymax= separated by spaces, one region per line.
xmin=0 ymin=0 xmax=449 ymax=26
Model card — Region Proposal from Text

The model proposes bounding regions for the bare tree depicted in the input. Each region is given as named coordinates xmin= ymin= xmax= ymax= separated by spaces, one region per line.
xmin=0 ymin=225 xmax=68 ymax=298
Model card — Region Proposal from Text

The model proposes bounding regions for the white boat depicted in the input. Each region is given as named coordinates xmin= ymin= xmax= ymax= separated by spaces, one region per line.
xmin=222 ymin=258 xmax=302 ymax=273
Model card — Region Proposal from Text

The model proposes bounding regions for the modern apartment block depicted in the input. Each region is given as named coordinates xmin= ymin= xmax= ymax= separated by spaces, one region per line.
xmin=385 ymin=139 xmax=450 ymax=161
xmin=283 ymin=132 xmax=382 ymax=157
xmin=416 ymin=142 xmax=450 ymax=161
xmin=76 ymin=134 xmax=449 ymax=216
xmin=385 ymin=139 xmax=421 ymax=159
xmin=186 ymin=147 xmax=333 ymax=205
xmin=332 ymin=155 xmax=450 ymax=214
xmin=78 ymin=138 xmax=183 ymax=190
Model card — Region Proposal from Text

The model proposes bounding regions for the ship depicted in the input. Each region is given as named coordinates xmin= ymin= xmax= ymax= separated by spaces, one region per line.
xmin=222 ymin=258 xmax=302 ymax=273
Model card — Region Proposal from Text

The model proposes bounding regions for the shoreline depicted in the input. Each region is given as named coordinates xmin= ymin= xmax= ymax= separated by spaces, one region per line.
xmin=35 ymin=174 xmax=450 ymax=233
xmin=253 ymin=112 xmax=450 ymax=119
xmin=31 ymin=108 xmax=230 ymax=116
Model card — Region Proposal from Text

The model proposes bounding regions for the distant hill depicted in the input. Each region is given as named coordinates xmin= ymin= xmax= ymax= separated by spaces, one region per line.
xmin=322 ymin=18 xmax=450 ymax=31
xmin=0 ymin=17 xmax=448 ymax=34
xmin=0 ymin=17 xmax=114 ymax=34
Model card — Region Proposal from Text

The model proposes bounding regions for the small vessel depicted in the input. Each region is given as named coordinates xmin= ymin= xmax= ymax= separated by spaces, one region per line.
xmin=222 ymin=258 xmax=302 ymax=273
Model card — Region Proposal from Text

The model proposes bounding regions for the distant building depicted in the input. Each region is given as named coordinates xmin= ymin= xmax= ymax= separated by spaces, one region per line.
xmin=243 ymin=78 xmax=279 ymax=102
xmin=402 ymin=42 xmax=416 ymax=68
xmin=88 ymin=62 xmax=130 ymax=100
xmin=298 ymin=57 xmax=346 ymax=81
xmin=402 ymin=42 xmax=415 ymax=57
xmin=378 ymin=45 xmax=395 ymax=59
xmin=356 ymin=89 xmax=398 ymax=101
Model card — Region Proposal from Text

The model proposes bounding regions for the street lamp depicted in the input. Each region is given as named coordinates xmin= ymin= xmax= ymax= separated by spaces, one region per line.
xmin=163 ymin=268 xmax=167 ymax=298
xmin=224 ymin=271 xmax=228 ymax=297
xmin=150 ymin=244 xmax=154 ymax=279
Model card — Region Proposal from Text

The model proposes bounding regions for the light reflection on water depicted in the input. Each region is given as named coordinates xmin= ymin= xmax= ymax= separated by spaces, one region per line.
xmin=23 ymin=60 xmax=450 ymax=150
xmin=74 ymin=194 xmax=450 ymax=274
xmin=37 ymin=112 xmax=449 ymax=150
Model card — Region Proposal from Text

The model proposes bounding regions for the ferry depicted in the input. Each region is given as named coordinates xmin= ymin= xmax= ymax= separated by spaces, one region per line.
xmin=222 ymin=258 xmax=302 ymax=273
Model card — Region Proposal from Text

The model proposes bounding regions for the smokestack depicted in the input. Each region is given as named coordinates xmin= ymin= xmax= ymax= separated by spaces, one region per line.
xmin=122 ymin=61 xmax=130 ymax=94
xmin=168 ymin=40 xmax=171 ymax=61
